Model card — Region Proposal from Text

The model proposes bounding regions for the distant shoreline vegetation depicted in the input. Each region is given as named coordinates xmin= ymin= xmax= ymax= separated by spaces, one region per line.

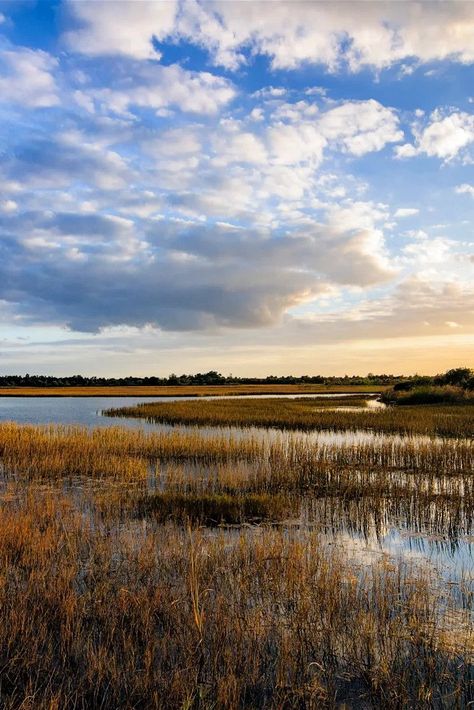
xmin=0 ymin=367 xmax=472 ymax=389
xmin=381 ymin=367 xmax=474 ymax=405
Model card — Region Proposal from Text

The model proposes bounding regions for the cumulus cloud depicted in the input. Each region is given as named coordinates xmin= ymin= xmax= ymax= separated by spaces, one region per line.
xmin=318 ymin=99 xmax=403 ymax=155
xmin=65 ymin=0 xmax=474 ymax=72
xmin=396 ymin=110 xmax=474 ymax=160
xmin=87 ymin=61 xmax=235 ymax=116
xmin=1 ymin=131 xmax=130 ymax=191
xmin=0 ymin=47 xmax=59 ymax=107
xmin=65 ymin=0 xmax=177 ymax=59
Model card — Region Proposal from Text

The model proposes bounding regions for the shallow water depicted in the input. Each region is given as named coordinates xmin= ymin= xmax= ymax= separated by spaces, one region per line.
xmin=0 ymin=393 xmax=380 ymax=428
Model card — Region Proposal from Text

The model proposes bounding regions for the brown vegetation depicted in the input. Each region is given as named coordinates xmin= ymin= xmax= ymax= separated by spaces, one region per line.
xmin=106 ymin=396 xmax=474 ymax=438
xmin=0 ymin=491 xmax=470 ymax=709
xmin=0 ymin=396 xmax=471 ymax=708
xmin=0 ymin=384 xmax=385 ymax=397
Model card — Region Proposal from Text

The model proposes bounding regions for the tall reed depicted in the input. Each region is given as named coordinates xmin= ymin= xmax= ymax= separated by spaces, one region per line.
xmin=0 ymin=491 xmax=470 ymax=709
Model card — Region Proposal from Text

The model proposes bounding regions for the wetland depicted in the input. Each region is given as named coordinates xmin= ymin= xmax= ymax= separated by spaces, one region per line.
xmin=0 ymin=392 xmax=472 ymax=708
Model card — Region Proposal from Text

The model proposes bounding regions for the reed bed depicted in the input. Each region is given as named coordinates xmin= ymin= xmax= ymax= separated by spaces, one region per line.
xmin=0 ymin=422 xmax=261 ymax=480
xmin=0 ymin=423 xmax=471 ymax=483
xmin=0 ymin=490 xmax=470 ymax=709
xmin=106 ymin=398 xmax=474 ymax=438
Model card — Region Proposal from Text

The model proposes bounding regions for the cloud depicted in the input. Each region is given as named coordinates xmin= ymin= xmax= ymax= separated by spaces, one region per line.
xmin=65 ymin=0 xmax=177 ymax=59
xmin=456 ymin=183 xmax=474 ymax=197
xmin=297 ymin=278 xmax=474 ymax=343
xmin=86 ymin=61 xmax=235 ymax=116
xmin=394 ymin=208 xmax=419 ymax=218
xmin=0 ymin=199 xmax=394 ymax=333
xmin=176 ymin=0 xmax=474 ymax=71
xmin=1 ymin=131 xmax=130 ymax=191
xmin=64 ymin=1 xmax=474 ymax=72
xmin=318 ymin=99 xmax=403 ymax=155
xmin=0 ymin=47 xmax=59 ymax=107
xmin=396 ymin=110 xmax=474 ymax=161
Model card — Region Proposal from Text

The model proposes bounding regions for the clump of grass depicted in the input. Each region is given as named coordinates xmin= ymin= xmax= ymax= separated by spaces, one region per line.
xmin=132 ymin=491 xmax=293 ymax=525
xmin=105 ymin=397 xmax=474 ymax=438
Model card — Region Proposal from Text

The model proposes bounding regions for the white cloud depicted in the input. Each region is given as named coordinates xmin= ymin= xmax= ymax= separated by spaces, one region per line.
xmin=65 ymin=0 xmax=177 ymax=59
xmin=456 ymin=183 xmax=474 ymax=197
xmin=90 ymin=62 xmax=235 ymax=115
xmin=394 ymin=208 xmax=419 ymax=218
xmin=0 ymin=47 xmax=59 ymax=107
xmin=212 ymin=130 xmax=267 ymax=165
xmin=0 ymin=200 xmax=18 ymax=214
xmin=318 ymin=99 xmax=403 ymax=155
xmin=396 ymin=111 xmax=474 ymax=161
xmin=267 ymin=123 xmax=326 ymax=166
xmin=64 ymin=1 xmax=474 ymax=72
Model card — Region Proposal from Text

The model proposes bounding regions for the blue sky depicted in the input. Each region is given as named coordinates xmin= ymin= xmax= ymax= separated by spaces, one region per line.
xmin=0 ymin=0 xmax=473 ymax=376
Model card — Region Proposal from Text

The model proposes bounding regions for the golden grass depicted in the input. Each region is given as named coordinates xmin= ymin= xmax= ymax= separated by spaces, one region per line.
xmin=107 ymin=397 xmax=474 ymax=438
xmin=0 ymin=422 xmax=472 ymax=485
xmin=0 ymin=491 xmax=470 ymax=709
xmin=0 ymin=384 xmax=386 ymax=397
xmin=0 ymin=405 xmax=471 ymax=707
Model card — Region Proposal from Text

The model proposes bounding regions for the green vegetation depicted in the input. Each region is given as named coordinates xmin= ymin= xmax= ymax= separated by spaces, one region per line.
xmin=0 ymin=369 xmax=402 ymax=388
xmin=382 ymin=367 xmax=474 ymax=405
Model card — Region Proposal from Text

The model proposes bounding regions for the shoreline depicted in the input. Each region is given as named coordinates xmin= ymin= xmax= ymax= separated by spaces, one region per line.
xmin=0 ymin=385 xmax=386 ymax=398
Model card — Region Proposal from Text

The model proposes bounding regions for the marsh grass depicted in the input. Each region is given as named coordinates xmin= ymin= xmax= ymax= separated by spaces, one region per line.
xmin=106 ymin=397 xmax=474 ymax=438
xmin=0 ymin=413 xmax=472 ymax=708
xmin=0 ymin=423 xmax=471 ymax=485
xmin=0 ymin=491 xmax=471 ymax=709
xmin=132 ymin=491 xmax=293 ymax=525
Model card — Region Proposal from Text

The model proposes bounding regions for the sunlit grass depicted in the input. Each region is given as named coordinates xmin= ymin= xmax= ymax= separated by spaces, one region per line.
xmin=0 ymin=491 xmax=470 ymax=709
xmin=0 ymin=399 xmax=471 ymax=708
xmin=106 ymin=396 xmax=474 ymax=437
xmin=0 ymin=383 xmax=386 ymax=397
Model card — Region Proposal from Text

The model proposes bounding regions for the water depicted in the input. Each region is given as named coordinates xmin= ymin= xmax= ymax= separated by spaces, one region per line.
xmin=0 ymin=393 xmax=380 ymax=428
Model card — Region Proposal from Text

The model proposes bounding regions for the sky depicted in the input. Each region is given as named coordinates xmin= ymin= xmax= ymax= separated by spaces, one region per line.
xmin=0 ymin=0 xmax=473 ymax=377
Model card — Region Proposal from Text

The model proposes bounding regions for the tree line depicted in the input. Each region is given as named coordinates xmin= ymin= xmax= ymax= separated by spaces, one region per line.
xmin=0 ymin=369 xmax=471 ymax=388
xmin=0 ymin=370 xmax=411 ymax=388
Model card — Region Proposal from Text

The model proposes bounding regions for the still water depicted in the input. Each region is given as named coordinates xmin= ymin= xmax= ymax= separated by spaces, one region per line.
xmin=0 ymin=393 xmax=378 ymax=428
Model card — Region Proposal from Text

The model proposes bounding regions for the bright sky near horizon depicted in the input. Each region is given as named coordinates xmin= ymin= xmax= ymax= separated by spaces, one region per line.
xmin=0 ymin=0 xmax=473 ymax=376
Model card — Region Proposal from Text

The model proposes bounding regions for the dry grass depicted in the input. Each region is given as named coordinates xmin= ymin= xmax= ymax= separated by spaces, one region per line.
xmin=106 ymin=397 xmax=474 ymax=438
xmin=0 ymin=491 xmax=470 ymax=709
xmin=0 ymin=384 xmax=386 ymax=397
xmin=0 ymin=405 xmax=471 ymax=708
xmin=0 ymin=423 xmax=472 ymax=485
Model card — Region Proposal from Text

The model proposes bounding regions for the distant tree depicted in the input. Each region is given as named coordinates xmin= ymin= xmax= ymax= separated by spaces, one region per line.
xmin=437 ymin=367 xmax=472 ymax=388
